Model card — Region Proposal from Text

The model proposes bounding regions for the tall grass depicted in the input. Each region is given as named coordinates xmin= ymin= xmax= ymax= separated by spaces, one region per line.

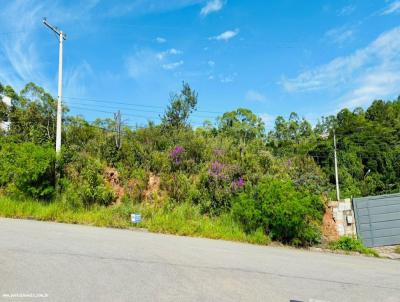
xmin=0 ymin=196 xmax=131 ymax=228
xmin=0 ymin=196 xmax=269 ymax=245
xmin=141 ymin=202 xmax=269 ymax=244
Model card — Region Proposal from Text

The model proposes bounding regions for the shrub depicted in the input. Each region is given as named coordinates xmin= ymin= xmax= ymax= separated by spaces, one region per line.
xmin=170 ymin=145 xmax=185 ymax=165
xmin=329 ymin=237 xmax=378 ymax=257
xmin=0 ymin=142 xmax=55 ymax=199
xmin=168 ymin=136 xmax=209 ymax=174
xmin=284 ymin=155 xmax=329 ymax=195
xmin=63 ymin=153 xmax=115 ymax=208
xmin=232 ymin=177 xmax=324 ymax=246
xmin=149 ymin=151 xmax=170 ymax=173
xmin=161 ymin=172 xmax=190 ymax=202
xmin=123 ymin=168 xmax=148 ymax=204
xmin=197 ymin=161 xmax=243 ymax=214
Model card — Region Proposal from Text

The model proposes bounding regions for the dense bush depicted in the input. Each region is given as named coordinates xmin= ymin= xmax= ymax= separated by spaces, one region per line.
xmin=161 ymin=172 xmax=192 ymax=203
xmin=63 ymin=153 xmax=115 ymax=208
xmin=232 ymin=177 xmax=324 ymax=246
xmin=0 ymin=141 xmax=55 ymax=199
xmin=197 ymin=161 xmax=245 ymax=214
xmin=284 ymin=155 xmax=329 ymax=195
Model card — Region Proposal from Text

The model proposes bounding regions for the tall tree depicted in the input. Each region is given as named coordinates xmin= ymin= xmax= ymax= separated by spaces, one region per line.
xmin=161 ymin=82 xmax=198 ymax=129
xmin=218 ymin=108 xmax=265 ymax=144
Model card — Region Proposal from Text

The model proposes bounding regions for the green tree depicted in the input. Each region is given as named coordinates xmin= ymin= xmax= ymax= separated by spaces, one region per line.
xmin=162 ymin=82 xmax=198 ymax=129
xmin=218 ymin=108 xmax=265 ymax=144
xmin=268 ymin=112 xmax=314 ymax=155
xmin=4 ymin=83 xmax=60 ymax=144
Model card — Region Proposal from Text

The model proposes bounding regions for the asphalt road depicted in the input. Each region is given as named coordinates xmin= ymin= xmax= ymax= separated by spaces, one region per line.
xmin=1 ymin=218 xmax=399 ymax=302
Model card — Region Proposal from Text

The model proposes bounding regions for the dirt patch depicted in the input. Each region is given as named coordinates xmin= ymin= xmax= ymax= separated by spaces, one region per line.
xmin=104 ymin=167 xmax=125 ymax=205
xmin=142 ymin=173 xmax=162 ymax=202
xmin=322 ymin=207 xmax=339 ymax=242
xmin=373 ymin=245 xmax=400 ymax=260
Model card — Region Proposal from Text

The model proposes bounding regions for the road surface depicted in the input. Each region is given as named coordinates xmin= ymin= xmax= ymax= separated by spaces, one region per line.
xmin=0 ymin=218 xmax=399 ymax=302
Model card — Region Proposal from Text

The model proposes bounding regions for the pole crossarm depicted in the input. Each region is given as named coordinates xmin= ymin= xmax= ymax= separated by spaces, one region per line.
xmin=43 ymin=18 xmax=67 ymax=40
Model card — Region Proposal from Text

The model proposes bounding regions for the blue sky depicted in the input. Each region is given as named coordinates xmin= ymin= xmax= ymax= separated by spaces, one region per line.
xmin=0 ymin=0 xmax=399 ymax=129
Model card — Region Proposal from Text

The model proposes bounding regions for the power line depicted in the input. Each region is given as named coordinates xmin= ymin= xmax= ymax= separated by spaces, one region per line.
xmin=65 ymin=104 xmax=276 ymax=129
xmin=63 ymin=95 xmax=322 ymax=124
xmin=64 ymin=101 xmax=223 ymax=120
xmin=65 ymin=108 xmax=216 ymax=129
xmin=63 ymin=96 xmax=223 ymax=114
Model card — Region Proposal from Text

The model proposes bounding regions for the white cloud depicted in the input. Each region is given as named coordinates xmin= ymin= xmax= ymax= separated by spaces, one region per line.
xmin=156 ymin=48 xmax=182 ymax=60
xmin=208 ymin=60 xmax=215 ymax=67
xmin=381 ymin=1 xmax=400 ymax=15
xmin=282 ymin=26 xmax=400 ymax=109
xmin=324 ymin=27 xmax=354 ymax=45
xmin=337 ymin=5 xmax=356 ymax=16
xmin=162 ymin=60 xmax=184 ymax=70
xmin=200 ymin=0 xmax=224 ymax=16
xmin=245 ymin=90 xmax=266 ymax=102
xmin=156 ymin=37 xmax=167 ymax=43
xmin=126 ymin=49 xmax=159 ymax=79
xmin=219 ymin=73 xmax=237 ymax=83
xmin=338 ymin=69 xmax=400 ymax=109
xmin=209 ymin=29 xmax=239 ymax=41
xmin=0 ymin=1 xmax=46 ymax=89
xmin=64 ymin=61 xmax=93 ymax=96
xmin=126 ymin=47 xmax=183 ymax=78
xmin=0 ymin=0 xmax=100 ymax=92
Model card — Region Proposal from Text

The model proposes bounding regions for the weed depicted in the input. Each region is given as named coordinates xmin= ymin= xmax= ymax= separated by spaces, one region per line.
xmin=328 ymin=236 xmax=379 ymax=257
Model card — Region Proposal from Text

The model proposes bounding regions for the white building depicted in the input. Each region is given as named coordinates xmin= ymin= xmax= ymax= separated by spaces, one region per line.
xmin=0 ymin=95 xmax=11 ymax=132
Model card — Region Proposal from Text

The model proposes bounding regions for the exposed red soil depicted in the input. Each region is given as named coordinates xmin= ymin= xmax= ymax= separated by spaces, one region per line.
xmin=104 ymin=167 xmax=125 ymax=205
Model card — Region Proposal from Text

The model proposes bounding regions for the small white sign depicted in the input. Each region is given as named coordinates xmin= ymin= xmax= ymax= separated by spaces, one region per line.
xmin=131 ymin=213 xmax=141 ymax=224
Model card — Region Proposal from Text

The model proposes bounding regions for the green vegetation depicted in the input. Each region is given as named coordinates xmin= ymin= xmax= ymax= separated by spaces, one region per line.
xmin=0 ymin=142 xmax=55 ymax=199
xmin=395 ymin=246 xmax=400 ymax=254
xmin=328 ymin=236 xmax=379 ymax=257
xmin=232 ymin=177 xmax=323 ymax=246
xmin=1 ymin=81 xmax=400 ymax=247
xmin=0 ymin=196 xmax=269 ymax=244
xmin=0 ymin=196 xmax=131 ymax=228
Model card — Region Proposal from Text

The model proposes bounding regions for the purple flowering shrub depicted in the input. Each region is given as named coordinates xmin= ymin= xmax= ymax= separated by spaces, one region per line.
xmin=232 ymin=177 xmax=245 ymax=192
xmin=208 ymin=160 xmax=227 ymax=180
xmin=197 ymin=160 xmax=246 ymax=213
xmin=170 ymin=145 xmax=185 ymax=164
xmin=169 ymin=145 xmax=186 ymax=172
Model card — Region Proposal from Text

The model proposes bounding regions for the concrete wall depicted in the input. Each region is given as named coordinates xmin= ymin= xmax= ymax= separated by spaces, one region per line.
xmin=327 ymin=198 xmax=357 ymax=238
